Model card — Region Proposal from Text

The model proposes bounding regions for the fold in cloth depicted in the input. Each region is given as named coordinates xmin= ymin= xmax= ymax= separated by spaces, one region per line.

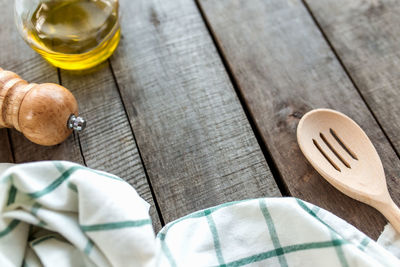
xmin=0 ymin=161 xmax=399 ymax=267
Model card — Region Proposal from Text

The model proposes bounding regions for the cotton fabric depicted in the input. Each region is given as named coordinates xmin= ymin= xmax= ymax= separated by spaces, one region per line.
xmin=0 ymin=161 xmax=399 ymax=267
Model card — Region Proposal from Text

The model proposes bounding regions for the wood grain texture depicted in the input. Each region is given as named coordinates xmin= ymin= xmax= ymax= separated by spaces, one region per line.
xmin=303 ymin=0 xmax=400 ymax=155
xmin=0 ymin=130 xmax=13 ymax=163
xmin=0 ymin=1 xmax=161 ymax=230
xmin=0 ymin=0 xmax=82 ymax=163
xmin=60 ymin=63 xmax=161 ymax=231
xmin=297 ymin=109 xmax=400 ymax=233
xmin=198 ymin=0 xmax=400 ymax=239
xmin=110 ymin=0 xmax=280 ymax=223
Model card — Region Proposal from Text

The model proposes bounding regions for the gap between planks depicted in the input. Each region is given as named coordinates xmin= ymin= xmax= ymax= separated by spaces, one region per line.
xmin=194 ymin=0 xmax=290 ymax=197
xmin=57 ymin=67 xmax=88 ymax=167
xmin=108 ymin=59 xmax=166 ymax=226
xmin=300 ymin=0 xmax=400 ymax=161
xmin=196 ymin=0 xmax=400 ymax=239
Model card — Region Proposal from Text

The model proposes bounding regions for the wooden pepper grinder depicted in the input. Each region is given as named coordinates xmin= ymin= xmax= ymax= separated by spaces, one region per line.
xmin=0 ymin=68 xmax=86 ymax=146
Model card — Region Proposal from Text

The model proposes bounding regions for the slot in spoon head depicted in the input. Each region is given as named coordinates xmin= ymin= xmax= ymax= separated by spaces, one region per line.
xmin=297 ymin=109 xmax=389 ymax=206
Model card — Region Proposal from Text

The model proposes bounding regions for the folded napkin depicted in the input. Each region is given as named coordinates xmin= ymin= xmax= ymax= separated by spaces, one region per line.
xmin=1 ymin=161 xmax=399 ymax=267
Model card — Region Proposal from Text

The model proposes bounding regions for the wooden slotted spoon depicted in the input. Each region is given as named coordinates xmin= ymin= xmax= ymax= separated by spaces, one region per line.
xmin=297 ymin=108 xmax=400 ymax=233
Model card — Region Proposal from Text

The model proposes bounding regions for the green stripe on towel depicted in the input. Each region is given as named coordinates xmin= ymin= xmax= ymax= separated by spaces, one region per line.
xmin=91 ymin=169 xmax=124 ymax=182
xmin=37 ymin=220 xmax=47 ymax=227
xmin=219 ymin=239 xmax=348 ymax=267
xmin=67 ymin=182 xmax=78 ymax=192
xmin=0 ymin=219 xmax=20 ymax=238
xmin=158 ymin=199 xmax=258 ymax=238
xmin=84 ymin=239 xmax=95 ymax=254
xmin=159 ymin=233 xmax=177 ymax=267
xmin=358 ymin=237 xmax=370 ymax=251
xmin=28 ymin=166 xmax=82 ymax=198
xmin=31 ymin=235 xmax=57 ymax=246
xmin=31 ymin=202 xmax=42 ymax=215
xmin=330 ymin=231 xmax=349 ymax=267
xmin=205 ymin=209 xmax=225 ymax=265
xmin=7 ymin=185 xmax=17 ymax=206
xmin=295 ymin=199 xmax=349 ymax=267
xmin=27 ymin=165 xmax=125 ymax=199
xmin=81 ymin=219 xmax=151 ymax=232
xmin=53 ymin=162 xmax=66 ymax=173
xmin=259 ymin=199 xmax=288 ymax=267
xmin=295 ymin=199 xmax=339 ymax=235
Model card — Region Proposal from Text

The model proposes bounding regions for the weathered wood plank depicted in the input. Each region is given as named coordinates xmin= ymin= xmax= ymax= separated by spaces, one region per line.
xmin=0 ymin=0 xmax=82 ymax=163
xmin=60 ymin=64 xmax=162 ymax=231
xmin=0 ymin=1 xmax=161 ymax=230
xmin=110 ymin=0 xmax=280 ymax=223
xmin=198 ymin=0 xmax=400 ymax=239
xmin=303 ymin=0 xmax=400 ymax=155
xmin=0 ymin=130 xmax=13 ymax=163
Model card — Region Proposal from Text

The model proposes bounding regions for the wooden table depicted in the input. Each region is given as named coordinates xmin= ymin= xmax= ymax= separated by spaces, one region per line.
xmin=1 ymin=0 xmax=400 ymax=239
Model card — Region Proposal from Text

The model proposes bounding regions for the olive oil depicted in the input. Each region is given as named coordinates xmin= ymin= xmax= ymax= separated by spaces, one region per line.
xmin=26 ymin=0 xmax=120 ymax=70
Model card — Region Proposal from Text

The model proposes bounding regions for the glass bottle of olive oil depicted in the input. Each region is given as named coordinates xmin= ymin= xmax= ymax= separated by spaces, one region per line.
xmin=15 ymin=0 xmax=120 ymax=70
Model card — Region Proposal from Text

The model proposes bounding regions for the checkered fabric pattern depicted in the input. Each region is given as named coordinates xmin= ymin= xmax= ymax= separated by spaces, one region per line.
xmin=0 ymin=161 xmax=399 ymax=267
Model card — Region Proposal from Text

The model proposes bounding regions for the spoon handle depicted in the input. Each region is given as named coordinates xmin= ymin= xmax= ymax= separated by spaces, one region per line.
xmin=377 ymin=199 xmax=400 ymax=234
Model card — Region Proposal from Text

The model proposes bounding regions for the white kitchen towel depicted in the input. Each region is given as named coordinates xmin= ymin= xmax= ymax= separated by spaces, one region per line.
xmin=0 ymin=161 xmax=399 ymax=267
